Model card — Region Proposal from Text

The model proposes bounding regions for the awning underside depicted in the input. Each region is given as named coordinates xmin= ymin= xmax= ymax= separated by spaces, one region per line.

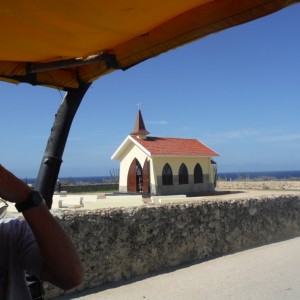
xmin=1 ymin=0 xmax=299 ymax=90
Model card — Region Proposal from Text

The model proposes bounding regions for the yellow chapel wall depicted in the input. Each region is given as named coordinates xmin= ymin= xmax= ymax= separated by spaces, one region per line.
xmin=151 ymin=156 xmax=215 ymax=195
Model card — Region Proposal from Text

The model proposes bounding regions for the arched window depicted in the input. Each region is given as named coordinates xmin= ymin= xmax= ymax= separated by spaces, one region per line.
xmin=162 ymin=163 xmax=173 ymax=185
xmin=179 ymin=163 xmax=189 ymax=184
xmin=194 ymin=163 xmax=203 ymax=183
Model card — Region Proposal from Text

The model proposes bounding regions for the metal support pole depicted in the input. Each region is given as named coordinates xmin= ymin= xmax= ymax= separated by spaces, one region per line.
xmin=34 ymin=83 xmax=91 ymax=208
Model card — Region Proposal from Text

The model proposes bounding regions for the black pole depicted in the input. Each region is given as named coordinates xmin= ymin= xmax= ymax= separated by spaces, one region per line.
xmin=34 ymin=83 xmax=91 ymax=208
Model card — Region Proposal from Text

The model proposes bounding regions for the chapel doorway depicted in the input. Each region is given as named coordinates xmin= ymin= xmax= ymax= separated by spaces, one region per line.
xmin=127 ymin=158 xmax=150 ymax=193
xmin=142 ymin=159 xmax=150 ymax=193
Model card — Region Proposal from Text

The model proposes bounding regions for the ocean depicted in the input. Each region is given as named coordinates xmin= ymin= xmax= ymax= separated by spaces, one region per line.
xmin=23 ymin=170 xmax=300 ymax=184
xmin=24 ymin=176 xmax=112 ymax=185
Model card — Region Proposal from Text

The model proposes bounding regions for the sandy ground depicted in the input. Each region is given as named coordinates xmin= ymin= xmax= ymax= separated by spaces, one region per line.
xmin=217 ymin=180 xmax=300 ymax=191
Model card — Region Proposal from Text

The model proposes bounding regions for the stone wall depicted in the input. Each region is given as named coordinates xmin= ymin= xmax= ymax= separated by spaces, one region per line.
xmin=58 ymin=183 xmax=118 ymax=193
xmin=45 ymin=194 xmax=300 ymax=299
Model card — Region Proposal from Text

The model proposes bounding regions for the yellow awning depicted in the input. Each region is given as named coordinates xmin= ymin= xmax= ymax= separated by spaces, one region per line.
xmin=0 ymin=0 xmax=299 ymax=90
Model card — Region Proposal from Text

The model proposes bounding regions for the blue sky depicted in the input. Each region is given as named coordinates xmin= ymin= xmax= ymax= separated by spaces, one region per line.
xmin=1 ymin=4 xmax=300 ymax=178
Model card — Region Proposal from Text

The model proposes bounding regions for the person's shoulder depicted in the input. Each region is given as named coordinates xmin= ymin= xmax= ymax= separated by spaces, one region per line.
xmin=0 ymin=218 xmax=28 ymax=233
xmin=1 ymin=217 xmax=24 ymax=225
xmin=1 ymin=218 xmax=34 ymax=247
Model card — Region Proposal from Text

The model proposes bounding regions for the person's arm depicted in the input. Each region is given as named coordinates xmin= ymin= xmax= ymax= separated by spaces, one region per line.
xmin=0 ymin=164 xmax=83 ymax=290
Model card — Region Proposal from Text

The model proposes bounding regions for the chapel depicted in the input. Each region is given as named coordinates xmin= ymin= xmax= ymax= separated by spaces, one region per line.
xmin=111 ymin=110 xmax=219 ymax=196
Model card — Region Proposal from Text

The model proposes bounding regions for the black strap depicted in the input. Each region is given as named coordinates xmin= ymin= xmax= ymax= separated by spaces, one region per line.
xmin=25 ymin=272 xmax=45 ymax=300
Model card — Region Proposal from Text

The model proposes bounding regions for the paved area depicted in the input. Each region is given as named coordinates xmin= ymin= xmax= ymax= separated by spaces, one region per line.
xmin=55 ymin=237 xmax=300 ymax=300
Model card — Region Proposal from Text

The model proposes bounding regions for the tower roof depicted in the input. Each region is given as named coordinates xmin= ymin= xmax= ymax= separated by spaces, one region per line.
xmin=130 ymin=110 xmax=150 ymax=138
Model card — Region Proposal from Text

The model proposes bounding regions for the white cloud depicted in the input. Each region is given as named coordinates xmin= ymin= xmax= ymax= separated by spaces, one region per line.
xmin=205 ymin=129 xmax=262 ymax=143
xmin=205 ymin=129 xmax=300 ymax=144
xmin=216 ymin=129 xmax=260 ymax=139
xmin=146 ymin=120 xmax=168 ymax=125
xmin=263 ymin=133 xmax=300 ymax=142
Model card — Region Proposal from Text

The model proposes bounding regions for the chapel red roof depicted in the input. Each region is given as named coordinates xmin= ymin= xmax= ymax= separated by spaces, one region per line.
xmin=130 ymin=135 xmax=219 ymax=157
